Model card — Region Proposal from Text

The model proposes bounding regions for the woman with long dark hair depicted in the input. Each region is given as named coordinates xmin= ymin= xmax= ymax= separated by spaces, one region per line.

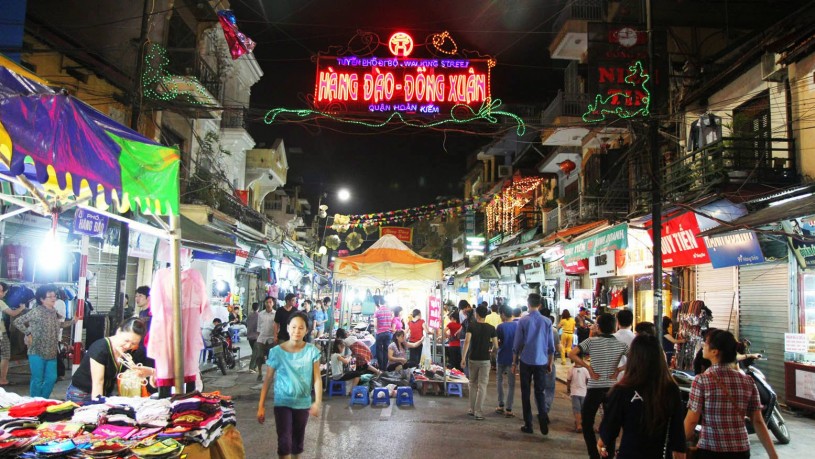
xmin=598 ymin=334 xmax=687 ymax=458
xmin=684 ymin=329 xmax=778 ymax=459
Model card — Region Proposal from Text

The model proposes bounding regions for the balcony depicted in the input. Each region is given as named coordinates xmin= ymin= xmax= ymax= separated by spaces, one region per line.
xmin=540 ymin=91 xmax=591 ymax=146
xmin=542 ymin=194 xmax=629 ymax=235
xmin=662 ymin=137 xmax=796 ymax=202
xmin=221 ymin=107 xmax=248 ymax=129
xmin=217 ymin=189 xmax=266 ymax=234
xmin=549 ymin=0 xmax=607 ymax=61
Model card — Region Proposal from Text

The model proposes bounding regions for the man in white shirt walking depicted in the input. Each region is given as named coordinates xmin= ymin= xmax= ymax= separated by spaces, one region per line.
xmin=252 ymin=296 xmax=277 ymax=381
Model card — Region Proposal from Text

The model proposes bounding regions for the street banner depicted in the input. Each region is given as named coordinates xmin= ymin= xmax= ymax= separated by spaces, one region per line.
xmin=703 ymin=230 xmax=764 ymax=268
xmin=380 ymin=226 xmax=413 ymax=243
xmin=649 ymin=212 xmax=709 ymax=267
xmin=564 ymin=223 xmax=627 ymax=262
xmin=428 ymin=296 xmax=442 ymax=330
xmin=73 ymin=208 xmax=108 ymax=238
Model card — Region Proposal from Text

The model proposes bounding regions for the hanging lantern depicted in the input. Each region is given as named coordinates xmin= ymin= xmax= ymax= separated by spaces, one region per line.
xmin=346 ymin=232 xmax=364 ymax=251
xmin=363 ymin=222 xmax=379 ymax=235
xmin=558 ymin=159 xmax=576 ymax=178
xmin=325 ymin=234 xmax=341 ymax=250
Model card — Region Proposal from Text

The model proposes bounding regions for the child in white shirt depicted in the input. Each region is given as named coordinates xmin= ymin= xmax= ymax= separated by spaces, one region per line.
xmin=566 ymin=365 xmax=590 ymax=433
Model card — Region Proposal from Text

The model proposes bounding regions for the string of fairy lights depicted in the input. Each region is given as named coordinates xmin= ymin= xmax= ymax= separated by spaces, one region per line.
xmin=263 ymin=99 xmax=526 ymax=136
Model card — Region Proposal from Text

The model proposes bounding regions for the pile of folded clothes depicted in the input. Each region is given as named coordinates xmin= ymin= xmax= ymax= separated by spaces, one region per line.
xmin=0 ymin=389 xmax=236 ymax=458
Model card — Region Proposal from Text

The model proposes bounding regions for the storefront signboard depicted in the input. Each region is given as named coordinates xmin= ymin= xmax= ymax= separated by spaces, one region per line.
xmin=523 ymin=257 xmax=544 ymax=283
xmin=703 ymin=230 xmax=764 ymax=268
xmin=589 ymin=250 xmax=616 ymax=277
xmin=562 ymin=258 xmax=589 ymax=274
xmin=649 ymin=212 xmax=709 ymax=267
xmin=488 ymin=234 xmax=503 ymax=252
xmin=380 ymin=226 xmax=413 ymax=243
xmin=73 ymin=208 xmax=108 ymax=238
xmin=428 ymin=296 xmax=442 ymax=330
xmin=564 ymin=223 xmax=628 ymax=262
xmin=544 ymin=259 xmax=564 ymax=277
xmin=615 ymin=228 xmax=653 ymax=275
xmin=782 ymin=217 xmax=815 ymax=269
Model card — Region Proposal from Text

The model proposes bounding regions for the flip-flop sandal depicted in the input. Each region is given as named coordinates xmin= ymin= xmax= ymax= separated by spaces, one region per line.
xmin=474 ymin=415 xmax=485 ymax=421
xmin=504 ymin=411 xmax=515 ymax=418
xmin=495 ymin=407 xmax=504 ymax=414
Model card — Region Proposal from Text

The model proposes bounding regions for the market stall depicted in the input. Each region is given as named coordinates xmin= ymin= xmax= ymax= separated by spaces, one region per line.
xmin=0 ymin=57 xmax=248 ymax=456
xmin=332 ymin=235 xmax=464 ymax=393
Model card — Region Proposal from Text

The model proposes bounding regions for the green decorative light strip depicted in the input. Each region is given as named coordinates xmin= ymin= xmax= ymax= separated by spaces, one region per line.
xmin=263 ymin=99 xmax=526 ymax=136
xmin=582 ymin=60 xmax=650 ymax=123
xmin=142 ymin=43 xmax=216 ymax=105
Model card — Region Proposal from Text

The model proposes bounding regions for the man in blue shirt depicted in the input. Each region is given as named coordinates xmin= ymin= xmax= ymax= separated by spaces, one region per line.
xmin=513 ymin=293 xmax=555 ymax=436
xmin=495 ymin=305 xmax=518 ymax=417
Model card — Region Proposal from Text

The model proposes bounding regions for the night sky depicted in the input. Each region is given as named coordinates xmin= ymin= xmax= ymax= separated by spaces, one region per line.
xmin=233 ymin=0 xmax=565 ymax=216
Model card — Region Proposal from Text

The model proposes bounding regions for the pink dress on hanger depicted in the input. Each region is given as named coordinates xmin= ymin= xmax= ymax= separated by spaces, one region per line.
xmin=147 ymin=268 xmax=213 ymax=387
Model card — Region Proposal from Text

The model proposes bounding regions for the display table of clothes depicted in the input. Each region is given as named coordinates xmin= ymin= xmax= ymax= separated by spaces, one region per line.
xmin=0 ymin=388 xmax=242 ymax=458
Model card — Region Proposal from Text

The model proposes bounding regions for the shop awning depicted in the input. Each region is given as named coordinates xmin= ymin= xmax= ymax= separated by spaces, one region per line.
xmin=542 ymin=220 xmax=608 ymax=244
xmin=564 ymin=222 xmax=628 ymax=262
xmin=698 ymin=194 xmax=815 ymax=237
xmin=181 ymin=215 xmax=238 ymax=255
xmin=283 ymin=249 xmax=315 ymax=273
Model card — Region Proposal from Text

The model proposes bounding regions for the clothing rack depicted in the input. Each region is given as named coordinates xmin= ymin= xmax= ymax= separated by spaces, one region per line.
xmin=674 ymin=300 xmax=712 ymax=371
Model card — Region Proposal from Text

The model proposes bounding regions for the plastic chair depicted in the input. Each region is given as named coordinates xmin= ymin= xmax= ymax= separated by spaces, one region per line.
xmin=395 ymin=386 xmax=414 ymax=407
xmin=371 ymin=387 xmax=390 ymax=407
xmin=328 ymin=380 xmax=347 ymax=397
xmin=446 ymin=382 xmax=463 ymax=397
xmin=349 ymin=386 xmax=369 ymax=406
xmin=200 ymin=337 xmax=213 ymax=363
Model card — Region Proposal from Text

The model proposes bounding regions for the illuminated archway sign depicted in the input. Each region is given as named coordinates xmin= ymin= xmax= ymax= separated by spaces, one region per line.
xmin=388 ymin=32 xmax=414 ymax=57
xmin=314 ymin=31 xmax=494 ymax=116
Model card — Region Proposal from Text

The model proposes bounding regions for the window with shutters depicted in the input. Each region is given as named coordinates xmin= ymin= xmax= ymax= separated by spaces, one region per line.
xmin=732 ymin=91 xmax=771 ymax=170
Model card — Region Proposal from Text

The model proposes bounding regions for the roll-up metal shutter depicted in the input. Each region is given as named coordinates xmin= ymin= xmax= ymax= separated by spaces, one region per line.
xmin=89 ymin=251 xmax=139 ymax=314
xmin=739 ymin=262 xmax=790 ymax=402
xmin=696 ymin=264 xmax=738 ymax=333
xmin=88 ymin=250 xmax=118 ymax=313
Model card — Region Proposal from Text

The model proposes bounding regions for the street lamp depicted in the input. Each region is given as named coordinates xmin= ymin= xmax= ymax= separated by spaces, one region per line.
xmin=337 ymin=188 xmax=351 ymax=202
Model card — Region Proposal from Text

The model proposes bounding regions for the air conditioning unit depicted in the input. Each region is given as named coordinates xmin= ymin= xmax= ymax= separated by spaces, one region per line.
xmin=761 ymin=52 xmax=785 ymax=82
xmin=497 ymin=165 xmax=513 ymax=178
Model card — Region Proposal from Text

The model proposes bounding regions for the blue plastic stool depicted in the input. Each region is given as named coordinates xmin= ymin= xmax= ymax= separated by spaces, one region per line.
xmin=328 ymin=380 xmax=347 ymax=397
xmin=349 ymin=386 xmax=369 ymax=406
xmin=395 ymin=386 xmax=414 ymax=406
xmin=371 ymin=387 xmax=390 ymax=406
xmin=447 ymin=382 xmax=463 ymax=397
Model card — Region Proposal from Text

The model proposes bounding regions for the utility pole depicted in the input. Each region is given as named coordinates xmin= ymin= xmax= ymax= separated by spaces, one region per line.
xmin=646 ymin=0 xmax=664 ymax=337
xmin=112 ymin=0 xmax=150 ymax=332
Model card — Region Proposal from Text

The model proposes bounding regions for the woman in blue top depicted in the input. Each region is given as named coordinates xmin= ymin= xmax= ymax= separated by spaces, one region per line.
xmin=257 ymin=311 xmax=323 ymax=458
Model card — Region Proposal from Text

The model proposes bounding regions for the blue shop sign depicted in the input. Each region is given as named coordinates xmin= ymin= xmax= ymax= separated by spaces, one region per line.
xmin=73 ymin=208 xmax=108 ymax=238
xmin=703 ymin=230 xmax=764 ymax=268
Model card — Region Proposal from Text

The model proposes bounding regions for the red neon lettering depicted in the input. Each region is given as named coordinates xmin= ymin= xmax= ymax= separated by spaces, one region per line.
xmin=317 ymin=72 xmax=359 ymax=102
xmin=447 ymin=74 xmax=486 ymax=103
xmin=363 ymin=73 xmax=395 ymax=103
xmin=598 ymin=67 xmax=627 ymax=83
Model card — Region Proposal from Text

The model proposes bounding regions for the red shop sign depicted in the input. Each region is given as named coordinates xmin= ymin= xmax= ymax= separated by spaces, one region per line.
xmin=562 ymin=258 xmax=589 ymax=274
xmin=649 ymin=212 xmax=710 ymax=267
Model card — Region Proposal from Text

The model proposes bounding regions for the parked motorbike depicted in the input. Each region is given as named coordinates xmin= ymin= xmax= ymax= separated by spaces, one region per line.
xmin=210 ymin=322 xmax=239 ymax=376
xmin=672 ymin=341 xmax=791 ymax=445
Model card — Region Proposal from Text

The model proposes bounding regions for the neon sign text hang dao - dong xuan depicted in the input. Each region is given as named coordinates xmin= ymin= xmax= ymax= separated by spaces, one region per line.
xmin=313 ymin=32 xmax=492 ymax=115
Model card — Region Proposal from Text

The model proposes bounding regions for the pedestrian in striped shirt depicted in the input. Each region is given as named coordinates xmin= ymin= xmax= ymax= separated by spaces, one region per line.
xmin=569 ymin=313 xmax=628 ymax=459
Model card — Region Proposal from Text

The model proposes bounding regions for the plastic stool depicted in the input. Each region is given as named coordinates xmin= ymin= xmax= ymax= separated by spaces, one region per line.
xmin=371 ymin=387 xmax=390 ymax=406
xmin=447 ymin=382 xmax=463 ymax=397
xmin=349 ymin=386 xmax=369 ymax=406
xmin=395 ymin=386 xmax=414 ymax=406
xmin=328 ymin=380 xmax=347 ymax=397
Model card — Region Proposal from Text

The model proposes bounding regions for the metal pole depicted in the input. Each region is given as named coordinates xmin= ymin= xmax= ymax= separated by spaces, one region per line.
xmin=646 ymin=0 xmax=664 ymax=337
xmin=72 ymin=235 xmax=89 ymax=375
xmin=169 ymin=214 xmax=184 ymax=393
